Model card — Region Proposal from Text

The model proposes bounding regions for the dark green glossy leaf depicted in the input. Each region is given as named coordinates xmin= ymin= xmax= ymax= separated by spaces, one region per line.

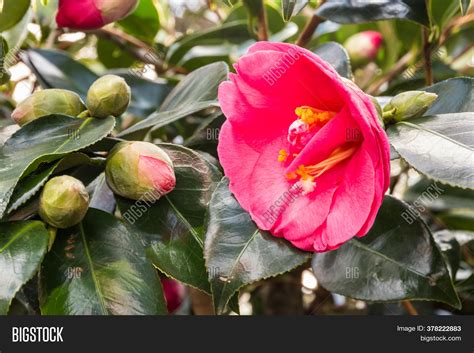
xmin=423 ymin=77 xmax=474 ymax=115
xmin=312 ymin=196 xmax=461 ymax=309
xmin=433 ymin=229 xmax=474 ymax=278
xmin=22 ymin=49 xmax=97 ymax=99
xmin=387 ymin=113 xmax=474 ymax=189
xmin=404 ymin=177 xmax=474 ymax=211
xmin=0 ymin=221 xmax=49 ymax=314
xmin=6 ymin=153 xmax=102 ymax=215
xmin=107 ymin=70 xmax=170 ymax=118
xmin=118 ymin=0 xmax=160 ymax=42
xmin=167 ymin=21 xmax=251 ymax=65
xmin=0 ymin=115 xmax=115 ymax=218
xmin=87 ymin=173 xmax=116 ymax=214
xmin=316 ymin=0 xmax=429 ymax=26
xmin=117 ymin=144 xmax=222 ymax=293
xmin=457 ymin=274 xmax=474 ymax=294
xmin=281 ymin=0 xmax=309 ymax=21
xmin=0 ymin=0 xmax=30 ymax=32
xmin=204 ymin=178 xmax=311 ymax=314
xmin=313 ymin=42 xmax=353 ymax=79
xmin=40 ymin=208 xmax=167 ymax=315
xmin=185 ymin=112 xmax=225 ymax=158
xmin=119 ymin=62 xmax=228 ymax=139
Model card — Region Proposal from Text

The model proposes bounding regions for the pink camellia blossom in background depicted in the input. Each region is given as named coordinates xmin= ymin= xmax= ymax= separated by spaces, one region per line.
xmin=217 ymin=42 xmax=390 ymax=253
xmin=161 ymin=278 xmax=186 ymax=313
xmin=344 ymin=31 xmax=383 ymax=67
xmin=56 ymin=0 xmax=138 ymax=30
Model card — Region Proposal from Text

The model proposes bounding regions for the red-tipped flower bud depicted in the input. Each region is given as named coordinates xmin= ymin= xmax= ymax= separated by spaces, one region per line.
xmin=344 ymin=31 xmax=383 ymax=67
xmin=105 ymin=141 xmax=176 ymax=201
xmin=56 ymin=0 xmax=138 ymax=30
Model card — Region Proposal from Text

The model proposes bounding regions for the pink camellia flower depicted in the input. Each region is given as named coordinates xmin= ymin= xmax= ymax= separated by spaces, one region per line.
xmin=56 ymin=0 xmax=138 ymax=30
xmin=161 ymin=278 xmax=186 ymax=313
xmin=344 ymin=31 xmax=383 ymax=67
xmin=217 ymin=42 xmax=390 ymax=252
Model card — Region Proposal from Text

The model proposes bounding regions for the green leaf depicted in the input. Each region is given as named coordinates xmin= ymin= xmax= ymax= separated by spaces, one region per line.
xmin=312 ymin=196 xmax=461 ymax=309
xmin=0 ymin=221 xmax=49 ymax=314
xmin=0 ymin=36 xmax=10 ymax=85
xmin=167 ymin=21 xmax=251 ymax=66
xmin=116 ymin=144 xmax=223 ymax=293
xmin=87 ymin=173 xmax=116 ymax=214
xmin=39 ymin=208 xmax=167 ymax=315
xmin=316 ymin=0 xmax=430 ymax=26
xmin=118 ymin=62 xmax=228 ymax=140
xmin=185 ymin=112 xmax=225 ymax=158
xmin=107 ymin=70 xmax=170 ymax=118
xmin=22 ymin=49 xmax=98 ymax=99
xmin=97 ymin=38 xmax=136 ymax=69
xmin=22 ymin=49 xmax=169 ymax=118
xmin=423 ymin=77 xmax=474 ymax=115
xmin=6 ymin=152 xmax=101 ymax=215
xmin=313 ymin=41 xmax=353 ymax=80
xmin=118 ymin=0 xmax=160 ymax=42
xmin=433 ymin=229 xmax=474 ymax=278
xmin=387 ymin=112 xmax=474 ymax=189
xmin=281 ymin=0 xmax=309 ymax=21
xmin=204 ymin=178 xmax=311 ymax=314
xmin=0 ymin=0 xmax=30 ymax=32
xmin=0 ymin=115 xmax=115 ymax=219
xmin=404 ymin=177 xmax=474 ymax=211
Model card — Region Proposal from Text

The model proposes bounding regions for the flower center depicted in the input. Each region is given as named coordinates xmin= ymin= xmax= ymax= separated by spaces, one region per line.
xmin=278 ymin=106 xmax=357 ymax=195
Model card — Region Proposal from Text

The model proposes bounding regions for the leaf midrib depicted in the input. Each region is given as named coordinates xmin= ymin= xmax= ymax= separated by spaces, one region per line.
xmin=164 ymin=195 xmax=203 ymax=247
xmin=216 ymin=227 xmax=260 ymax=306
xmin=79 ymin=222 xmax=108 ymax=315
xmin=0 ymin=222 xmax=37 ymax=253
xmin=397 ymin=121 xmax=474 ymax=151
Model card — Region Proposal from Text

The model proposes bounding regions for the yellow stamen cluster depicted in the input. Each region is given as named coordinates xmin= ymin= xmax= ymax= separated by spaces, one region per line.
xmin=278 ymin=149 xmax=288 ymax=163
xmin=286 ymin=145 xmax=357 ymax=182
xmin=295 ymin=106 xmax=333 ymax=125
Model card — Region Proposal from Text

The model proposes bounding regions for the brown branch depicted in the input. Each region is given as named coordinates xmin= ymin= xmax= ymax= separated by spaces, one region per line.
xmin=422 ymin=27 xmax=433 ymax=86
xmin=366 ymin=51 xmax=414 ymax=95
xmin=296 ymin=0 xmax=326 ymax=48
xmin=402 ymin=300 xmax=419 ymax=315
xmin=366 ymin=11 xmax=473 ymax=96
xmin=256 ymin=4 xmax=268 ymax=41
xmin=189 ymin=288 xmax=215 ymax=315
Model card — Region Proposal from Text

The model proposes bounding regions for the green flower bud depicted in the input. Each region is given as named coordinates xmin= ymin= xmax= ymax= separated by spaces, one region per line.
xmin=105 ymin=141 xmax=176 ymax=201
xmin=383 ymin=91 xmax=438 ymax=123
xmin=11 ymin=89 xmax=86 ymax=126
xmin=86 ymin=75 xmax=131 ymax=118
xmin=39 ymin=176 xmax=90 ymax=229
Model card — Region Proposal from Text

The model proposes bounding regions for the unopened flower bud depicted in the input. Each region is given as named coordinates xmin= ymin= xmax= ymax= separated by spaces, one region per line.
xmin=39 ymin=176 xmax=90 ymax=229
xmin=56 ymin=0 xmax=138 ymax=30
xmin=105 ymin=141 xmax=176 ymax=201
xmin=11 ymin=89 xmax=86 ymax=126
xmin=87 ymin=75 xmax=131 ymax=118
xmin=344 ymin=31 xmax=383 ymax=67
xmin=383 ymin=91 xmax=438 ymax=123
